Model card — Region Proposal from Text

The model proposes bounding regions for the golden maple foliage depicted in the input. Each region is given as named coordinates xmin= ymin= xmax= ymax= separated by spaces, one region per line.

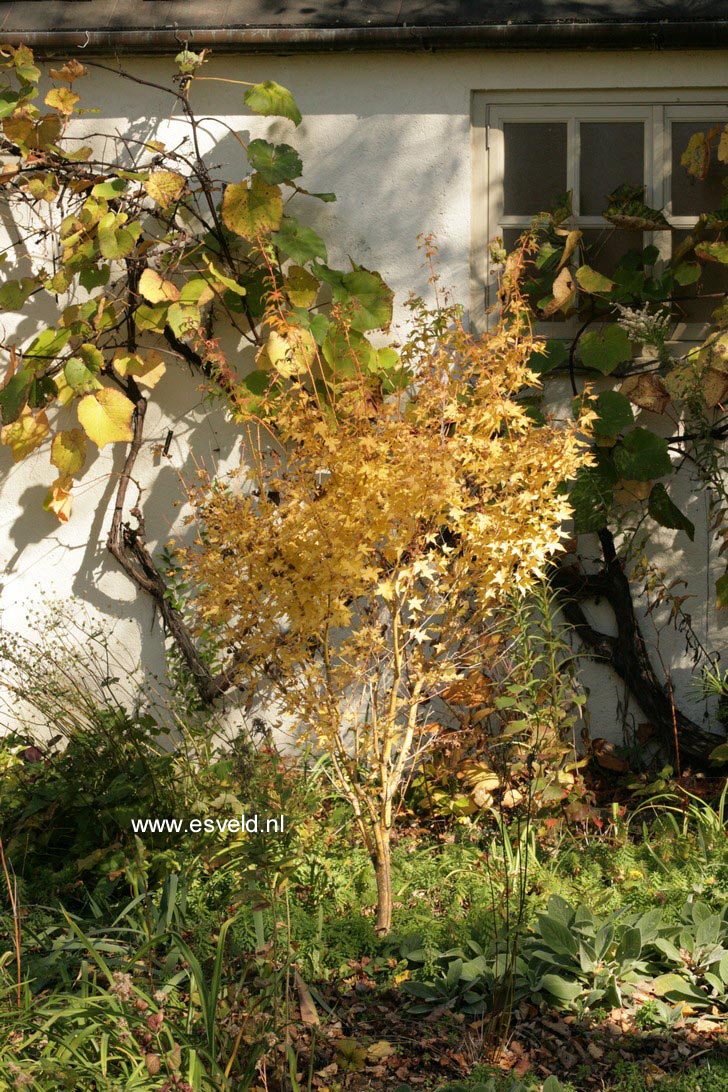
xmin=181 ymin=301 xmax=593 ymax=932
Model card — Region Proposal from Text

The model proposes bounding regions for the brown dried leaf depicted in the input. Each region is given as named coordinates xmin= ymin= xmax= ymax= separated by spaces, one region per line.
xmin=619 ymin=373 xmax=670 ymax=414
xmin=556 ymin=229 xmax=583 ymax=271
xmin=542 ymin=267 xmax=576 ymax=318
xmin=294 ymin=969 xmax=320 ymax=1026
xmin=366 ymin=1040 xmax=395 ymax=1062
xmin=49 ymin=59 xmax=87 ymax=83
xmin=703 ymin=366 xmax=728 ymax=409
xmin=613 ymin=478 xmax=652 ymax=505
xmin=593 ymin=738 xmax=629 ymax=773
xmin=636 ymin=722 xmax=655 ymax=744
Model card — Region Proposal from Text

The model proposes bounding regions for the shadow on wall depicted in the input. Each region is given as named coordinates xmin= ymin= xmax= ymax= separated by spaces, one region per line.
xmin=0 ymin=55 xmax=465 ymax=697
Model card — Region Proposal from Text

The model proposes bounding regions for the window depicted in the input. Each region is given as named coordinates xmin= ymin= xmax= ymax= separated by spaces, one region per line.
xmin=471 ymin=92 xmax=728 ymax=334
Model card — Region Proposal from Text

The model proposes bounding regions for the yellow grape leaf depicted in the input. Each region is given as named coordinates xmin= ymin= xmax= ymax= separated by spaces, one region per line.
xmin=44 ymin=87 xmax=80 ymax=116
xmin=138 ymin=267 xmax=180 ymax=304
xmin=77 ymin=388 xmax=134 ymax=448
xmin=257 ymin=328 xmax=316 ymax=378
xmin=222 ymin=175 xmax=283 ymax=240
xmin=680 ymin=126 xmax=720 ymax=181
xmin=3 ymin=114 xmax=34 ymax=149
xmin=144 ymin=170 xmax=185 ymax=208
xmin=719 ymin=125 xmax=728 ymax=165
xmin=1 ymin=406 xmax=49 ymax=461
xmin=285 ymin=264 xmax=319 ymax=308
xmin=53 ymin=369 xmax=75 ymax=407
xmin=202 ymin=255 xmax=247 ymax=296
xmin=43 ymin=475 xmax=73 ymax=522
xmin=113 ymin=348 xmax=166 ymax=389
xmin=27 ymin=172 xmax=59 ymax=202
xmin=51 ymin=429 xmax=86 ymax=475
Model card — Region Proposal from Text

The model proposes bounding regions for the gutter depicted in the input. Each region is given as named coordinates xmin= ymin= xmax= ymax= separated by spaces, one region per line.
xmin=1 ymin=21 xmax=727 ymax=55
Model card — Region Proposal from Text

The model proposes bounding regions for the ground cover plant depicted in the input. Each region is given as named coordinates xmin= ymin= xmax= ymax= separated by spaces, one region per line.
xmin=0 ymin=43 xmax=727 ymax=1092
xmin=1 ymin=618 xmax=727 ymax=1090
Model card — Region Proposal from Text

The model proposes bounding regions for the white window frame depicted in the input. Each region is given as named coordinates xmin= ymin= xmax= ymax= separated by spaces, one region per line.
xmin=470 ymin=90 xmax=728 ymax=337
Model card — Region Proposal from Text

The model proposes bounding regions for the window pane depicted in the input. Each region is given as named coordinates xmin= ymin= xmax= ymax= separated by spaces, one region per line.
xmin=503 ymin=228 xmax=525 ymax=253
xmin=580 ymin=228 xmax=641 ymax=276
xmin=579 ymin=122 xmax=644 ymax=216
xmin=672 ymin=229 xmax=727 ymax=323
xmin=503 ymin=123 xmax=567 ymax=216
xmin=671 ymin=122 xmax=725 ymax=216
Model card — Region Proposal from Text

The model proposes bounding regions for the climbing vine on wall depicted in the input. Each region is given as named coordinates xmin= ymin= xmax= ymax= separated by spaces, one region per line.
xmin=0 ymin=45 xmax=402 ymax=700
xmin=497 ymin=124 xmax=728 ymax=764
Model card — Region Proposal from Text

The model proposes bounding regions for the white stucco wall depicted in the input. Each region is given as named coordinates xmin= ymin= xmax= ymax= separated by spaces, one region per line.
xmin=1 ymin=47 xmax=726 ymax=746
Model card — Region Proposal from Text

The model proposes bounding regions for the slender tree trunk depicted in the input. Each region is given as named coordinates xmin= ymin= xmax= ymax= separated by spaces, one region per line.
xmin=373 ymin=827 xmax=393 ymax=936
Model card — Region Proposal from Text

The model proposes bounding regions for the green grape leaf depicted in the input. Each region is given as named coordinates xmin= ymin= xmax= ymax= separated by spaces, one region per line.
xmin=246 ymin=139 xmax=303 ymax=185
xmin=568 ymin=465 xmax=615 ymax=534
xmin=579 ymin=324 xmax=632 ymax=375
xmin=716 ymin=572 xmax=728 ymax=610
xmin=591 ymin=391 xmax=634 ymax=440
xmin=273 ymin=218 xmax=328 ymax=264
xmin=695 ymin=242 xmax=728 ymax=264
xmin=79 ymin=258 xmax=110 ymax=286
xmin=24 ymin=327 xmax=71 ymax=370
xmin=290 ymin=308 xmax=330 ymax=345
xmin=0 ymin=368 xmax=33 ymax=423
xmin=97 ymin=212 xmax=142 ymax=260
xmin=0 ymin=277 xmax=39 ymax=310
xmin=64 ymin=344 xmax=104 ymax=394
xmin=244 ymin=81 xmax=302 ymax=126
xmin=673 ymin=262 xmax=702 ymax=286
xmin=575 ymin=265 xmax=615 ymax=294
xmin=341 ymin=267 xmax=394 ymax=332
xmin=709 ymin=741 xmax=728 ymax=764
xmin=0 ymin=91 xmax=20 ymax=119
xmin=91 ymin=176 xmax=128 ymax=199
xmin=603 ymin=184 xmax=670 ymax=231
xmin=613 ymin=428 xmax=671 ymax=482
xmin=530 ymin=339 xmax=568 ymax=375
xmin=648 ymin=483 xmax=695 ymax=540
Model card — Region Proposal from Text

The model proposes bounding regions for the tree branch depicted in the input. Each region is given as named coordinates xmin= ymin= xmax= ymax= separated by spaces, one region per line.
xmin=551 ymin=528 xmax=720 ymax=765
xmin=106 ymin=394 xmax=241 ymax=704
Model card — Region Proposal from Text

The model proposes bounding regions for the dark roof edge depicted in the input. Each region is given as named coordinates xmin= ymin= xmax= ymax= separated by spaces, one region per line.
xmin=3 ymin=21 xmax=728 ymax=56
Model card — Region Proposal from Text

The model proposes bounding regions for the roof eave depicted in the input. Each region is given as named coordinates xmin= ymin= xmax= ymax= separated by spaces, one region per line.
xmin=2 ymin=21 xmax=727 ymax=56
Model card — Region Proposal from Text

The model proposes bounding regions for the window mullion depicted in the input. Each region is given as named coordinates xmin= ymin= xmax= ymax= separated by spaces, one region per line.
xmin=654 ymin=105 xmax=672 ymax=265
xmin=568 ymin=116 xmax=579 ymax=216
